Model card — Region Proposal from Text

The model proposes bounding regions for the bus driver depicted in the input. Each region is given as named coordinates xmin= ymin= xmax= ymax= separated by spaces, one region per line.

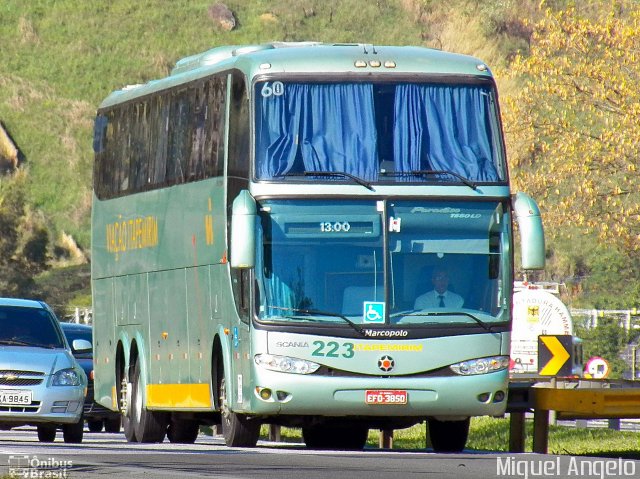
xmin=414 ymin=268 xmax=464 ymax=309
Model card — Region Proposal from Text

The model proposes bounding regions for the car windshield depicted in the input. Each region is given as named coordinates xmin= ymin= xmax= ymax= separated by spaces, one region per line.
xmin=254 ymin=80 xmax=505 ymax=184
xmin=0 ymin=306 xmax=65 ymax=349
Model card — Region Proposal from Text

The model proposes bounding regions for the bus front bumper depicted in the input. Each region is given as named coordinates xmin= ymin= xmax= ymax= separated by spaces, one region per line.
xmin=249 ymin=368 xmax=508 ymax=418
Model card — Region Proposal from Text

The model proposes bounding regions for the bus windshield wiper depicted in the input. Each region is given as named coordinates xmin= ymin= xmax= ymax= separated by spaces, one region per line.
xmin=274 ymin=307 xmax=366 ymax=336
xmin=391 ymin=310 xmax=492 ymax=331
xmin=381 ymin=170 xmax=477 ymax=190
xmin=280 ymin=171 xmax=374 ymax=191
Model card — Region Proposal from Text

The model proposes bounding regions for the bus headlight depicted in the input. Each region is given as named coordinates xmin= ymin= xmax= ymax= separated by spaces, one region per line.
xmin=449 ymin=356 xmax=510 ymax=376
xmin=254 ymin=354 xmax=320 ymax=375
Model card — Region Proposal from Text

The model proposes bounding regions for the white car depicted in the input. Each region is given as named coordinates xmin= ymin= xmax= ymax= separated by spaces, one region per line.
xmin=0 ymin=298 xmax=89 ymax=443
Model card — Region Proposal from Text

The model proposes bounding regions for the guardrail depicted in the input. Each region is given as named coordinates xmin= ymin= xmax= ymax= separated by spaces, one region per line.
xmin=507 ymin=378 xmax=640 ymax=453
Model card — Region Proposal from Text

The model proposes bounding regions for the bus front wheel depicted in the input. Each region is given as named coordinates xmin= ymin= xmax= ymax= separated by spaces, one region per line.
xmin=219 ymin=372 xmax=260 ymax=447
xmin=427 ymin=417 xmax=470 ymax=453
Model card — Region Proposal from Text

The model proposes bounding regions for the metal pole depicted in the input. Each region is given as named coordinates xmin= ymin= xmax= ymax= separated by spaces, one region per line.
xmin=508 ymin=412 xmax=526 ymax=453
xmin=379 ymin=429 xmax=393 ymax=449
xmin=532 ymin=409 xmax=549 ymax=454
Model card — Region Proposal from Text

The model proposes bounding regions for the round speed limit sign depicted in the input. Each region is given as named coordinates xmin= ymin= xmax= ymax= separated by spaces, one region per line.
xmin=584 ymin=356 xmax=610 ymax=379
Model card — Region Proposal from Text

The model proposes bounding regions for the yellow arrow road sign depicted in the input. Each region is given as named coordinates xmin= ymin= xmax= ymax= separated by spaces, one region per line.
xmin=538 ymin=335 xmax=572 ymax=376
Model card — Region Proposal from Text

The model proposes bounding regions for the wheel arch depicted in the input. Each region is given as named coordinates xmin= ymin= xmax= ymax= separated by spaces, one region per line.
xmin=211 ymin=328 xmax=233 ymax=410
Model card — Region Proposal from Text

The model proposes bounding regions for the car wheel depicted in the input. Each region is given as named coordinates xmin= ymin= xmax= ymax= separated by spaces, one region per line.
xmin=88 ymin=420 xmax=104 ymax=433
xmin=104 ymin=416 xmax=121 ymax=433
xmin=37 ymin=425 xmax=56 ymax=442
xmin=63 ymin=420 xmax=84 ymax=443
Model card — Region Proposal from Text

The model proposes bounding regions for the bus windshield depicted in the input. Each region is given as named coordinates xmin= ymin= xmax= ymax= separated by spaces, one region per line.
xmin=254 ymin=80 xmax=505 ymax=184
xmin=255 ymin=200 xmax=508 ymax=327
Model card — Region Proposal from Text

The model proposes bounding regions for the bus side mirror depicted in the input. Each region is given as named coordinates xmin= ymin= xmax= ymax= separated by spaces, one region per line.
xmin=512 ymin=192 xmax=545 ymax=270
xmin=230 ymin=190 xmax=256 ymax=269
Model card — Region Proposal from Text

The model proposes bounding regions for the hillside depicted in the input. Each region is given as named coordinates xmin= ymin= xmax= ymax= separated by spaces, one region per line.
xmin=0 ymin=0 xmax=534 ymax=249
xmin=1 ymin=0 xmax=638 ymax=310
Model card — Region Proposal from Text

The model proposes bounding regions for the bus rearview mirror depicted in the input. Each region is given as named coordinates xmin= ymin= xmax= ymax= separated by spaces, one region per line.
xmin=513 ymin=192 xmax=545 ymax=270
xmin=230 ymin=190 xmax=257 ymax=269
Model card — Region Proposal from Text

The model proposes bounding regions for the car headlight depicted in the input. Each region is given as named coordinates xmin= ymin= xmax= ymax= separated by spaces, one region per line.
xmin=450 ymin=356 xmax=510 ymax=376
xmin=52 ymin=368 xmax=81 ymax=386
xmin=255 ymin=354 xmax=320 ymax=375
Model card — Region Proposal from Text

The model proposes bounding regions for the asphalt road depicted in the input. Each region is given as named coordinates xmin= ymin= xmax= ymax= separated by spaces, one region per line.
xmin=1 ymin=427 xmax=639 ymax=479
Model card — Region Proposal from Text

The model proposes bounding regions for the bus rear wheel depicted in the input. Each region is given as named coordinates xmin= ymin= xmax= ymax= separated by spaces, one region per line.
xmin=427 ymin=417 xmax=470 ymax=453
xmin=118 ymin=360 xmax=136 ymax=442
xmin=219 ymin=373 xmax=260 ymax=447
xmin=302 ymin=424 xmax=368 ymax=450
xmin=130 ymin=358 xmax=167 ymax=443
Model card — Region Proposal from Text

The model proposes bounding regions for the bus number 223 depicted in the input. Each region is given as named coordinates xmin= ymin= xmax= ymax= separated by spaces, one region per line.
xmin=312 ymin=340 xmax=355 ymax=359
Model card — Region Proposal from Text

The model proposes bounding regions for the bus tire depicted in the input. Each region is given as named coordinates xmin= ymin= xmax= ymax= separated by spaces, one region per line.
xmin=219 ymin=371 xmax=260 ymax=447
xmin=167 ymin=418 xmax=199 ymax=444
xmin=302 ymin=425 xmax=368 ymax=450
xmin=427 ymin=417 xmax=470 ymax=453
xmin=131 ymin=358 xmax=167 ymax=443
xmin=118 ymin=357 xmax=136 ymax=442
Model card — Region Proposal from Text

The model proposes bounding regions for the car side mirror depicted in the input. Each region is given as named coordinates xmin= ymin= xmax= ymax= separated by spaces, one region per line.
xmin=72 ymin=339 xmax=92 ymax=353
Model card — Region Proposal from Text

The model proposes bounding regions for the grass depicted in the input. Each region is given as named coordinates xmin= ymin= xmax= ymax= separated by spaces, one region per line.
xmin=257 ymin=417 xmax=640 ymax=457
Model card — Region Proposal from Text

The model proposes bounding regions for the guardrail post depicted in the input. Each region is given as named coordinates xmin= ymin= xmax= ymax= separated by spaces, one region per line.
xmin=608 ymin=418 xmax=621 ymax=431
xmin=269 ymin=424 xmax=281 ymax=442
xmin=508 ymin=412 xmax=526 ymax=453
xmin=532 ymin=409 xmax=549 ymax=454
xmin=379 ymin=429 xmax=393 ymax=449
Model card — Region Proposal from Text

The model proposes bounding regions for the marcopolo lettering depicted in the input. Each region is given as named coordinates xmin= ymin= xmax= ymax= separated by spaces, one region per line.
xmin=363 ymin=329 xmax=408 ymax=337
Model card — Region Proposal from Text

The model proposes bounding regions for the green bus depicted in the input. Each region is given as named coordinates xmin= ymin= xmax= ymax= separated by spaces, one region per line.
xmin=91 ymin=42 xmax=545 ymax=451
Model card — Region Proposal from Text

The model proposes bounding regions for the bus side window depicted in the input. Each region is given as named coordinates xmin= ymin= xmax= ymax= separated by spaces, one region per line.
xmin=232 ymin=268 xmax=251 ymax=323
xmin=227 ymin=71 xmax=249 ymax=182
xmin=167 ymin=89 xmax=193 ymax=185
xmin=204 ymin=76 xmax=227 ymax=178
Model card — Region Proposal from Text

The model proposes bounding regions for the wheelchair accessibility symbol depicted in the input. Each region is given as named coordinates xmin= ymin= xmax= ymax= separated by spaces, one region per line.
xmin=363 ymin=302 xmax=385 ymax=323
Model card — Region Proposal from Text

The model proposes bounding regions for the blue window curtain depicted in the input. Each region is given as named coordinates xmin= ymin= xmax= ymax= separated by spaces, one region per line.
xmin=393 ymin=84 xmax=501 ymax=182
xmin=256 ymin=83 xmax=379 ymax=180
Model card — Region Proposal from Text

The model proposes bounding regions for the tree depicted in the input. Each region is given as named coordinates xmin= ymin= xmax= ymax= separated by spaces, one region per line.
xmin=503 ymin=4 xmax=640 ymax=253
xmin=574 ymin=322 xmax=639 ymax=379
